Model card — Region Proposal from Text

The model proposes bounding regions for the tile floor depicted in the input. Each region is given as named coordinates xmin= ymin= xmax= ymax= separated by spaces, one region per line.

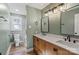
xmin=9 ymin=43 xmax=36 ymax=55
xmin=9 ymin=43 xmax=27 ymax=55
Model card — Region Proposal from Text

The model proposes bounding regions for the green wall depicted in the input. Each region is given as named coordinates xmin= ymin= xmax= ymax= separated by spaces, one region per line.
xmin=0 ymin=4 xmax=10 ymax=55
xmin=0 ymin=30 xmax=10 ymax=54
xmin=26 ymin=6 xmax=41 ymax=49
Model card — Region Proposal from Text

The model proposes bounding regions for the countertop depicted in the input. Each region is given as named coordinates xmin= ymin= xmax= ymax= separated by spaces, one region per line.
xmin=34 ymin=33 xmax=79 ymax=54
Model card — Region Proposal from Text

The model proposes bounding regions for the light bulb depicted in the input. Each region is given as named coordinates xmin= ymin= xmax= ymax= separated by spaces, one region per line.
xmin=53 ymin=8 xmax=59 ymax=14
xmin=48 ymin=11 xmax=53 ymax=15
xmin=44 ymin=13 xmax=48 ymax=16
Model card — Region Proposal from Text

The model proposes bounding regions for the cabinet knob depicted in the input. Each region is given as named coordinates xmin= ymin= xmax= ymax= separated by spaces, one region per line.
xmin=37 ymin=39 xmax=39 ymax=41
xmin=53 ymin=48 xmax=58 ymax=51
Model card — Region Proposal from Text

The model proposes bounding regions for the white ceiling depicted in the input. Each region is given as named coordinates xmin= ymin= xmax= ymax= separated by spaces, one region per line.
xmin=7 ymin=3 xmax=26 ymax=15
xmin=26 ymin=3 xmax=49 ymax=9
xmin=7 ymin=3 xmax=49 ymax=15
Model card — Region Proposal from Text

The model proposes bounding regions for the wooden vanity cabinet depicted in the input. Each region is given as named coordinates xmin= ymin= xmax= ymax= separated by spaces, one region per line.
xmin=45 ymin=41 xmax=70 ymax=55
xmin=38 ymin=38 xmax=46 ymax=54
xmin=33 ymin=36 xmax=45 ymax=54
xmin=33 ymin=36 xmax=76 ymax=55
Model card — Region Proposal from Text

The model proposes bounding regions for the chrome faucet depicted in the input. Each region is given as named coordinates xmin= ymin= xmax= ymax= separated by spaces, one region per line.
xmin=67 ymin=35 xmax=71 ymax=42
xmin=64 ymin=35 xmax=71 ymax=42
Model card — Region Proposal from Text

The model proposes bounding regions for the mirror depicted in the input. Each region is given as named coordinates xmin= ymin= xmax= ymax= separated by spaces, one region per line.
xmin=61 ymin=5 xmax=79 ymax=36
xmin=41 ymin=16 xmax=49 ymax=33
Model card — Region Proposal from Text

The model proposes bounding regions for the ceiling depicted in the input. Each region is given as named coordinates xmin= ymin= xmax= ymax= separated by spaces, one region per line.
xmin=26 ymin=3 xmax=50 ymax=9
xmin=7 ymin=3 xmax=49 ymax=15
xmin=7 ymin=3 xmax=26 ymax=15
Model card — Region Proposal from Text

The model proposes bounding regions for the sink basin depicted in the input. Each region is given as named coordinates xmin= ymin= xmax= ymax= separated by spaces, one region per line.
xmin=56 ymin=40 xmax=79 ymax=49
xmin=41 ymin=33 xmax=47 ymax=36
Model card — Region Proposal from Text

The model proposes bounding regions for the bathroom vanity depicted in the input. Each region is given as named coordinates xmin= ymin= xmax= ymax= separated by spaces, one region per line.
xmin=33 ymin=4 xmax=79 ymax=55
xmin=33 ymin=34 xmax=79 ymax=55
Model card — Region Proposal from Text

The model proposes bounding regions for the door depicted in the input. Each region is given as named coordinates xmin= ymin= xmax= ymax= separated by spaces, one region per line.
xmin=10 ymin=14 xmax=27 ymax=46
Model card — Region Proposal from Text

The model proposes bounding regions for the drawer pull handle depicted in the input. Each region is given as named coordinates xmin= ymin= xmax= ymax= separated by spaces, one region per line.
xmin=53 ymin=48 xmax=58 ymax=51
xmin=37 ymin=39 xmax=39 ymax=41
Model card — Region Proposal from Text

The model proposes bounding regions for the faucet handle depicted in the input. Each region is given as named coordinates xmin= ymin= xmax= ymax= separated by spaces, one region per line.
xmin=73 ymin=40 xmax=78 ymax=43
xmin=69 ymin=39 xmax=71 ymax=42
xmin=73 ymin=40 xmax=76 ymax=43
xmin=64 ymin=38 xmax=67 ymax=41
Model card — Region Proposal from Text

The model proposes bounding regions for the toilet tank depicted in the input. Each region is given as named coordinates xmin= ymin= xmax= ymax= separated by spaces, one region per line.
xmin=14 ymin=34 xmax=20 ymax=40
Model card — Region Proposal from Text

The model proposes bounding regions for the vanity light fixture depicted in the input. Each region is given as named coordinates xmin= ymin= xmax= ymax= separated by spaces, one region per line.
xmin=59 ymin=4 xmax=67 ymax=12
xmin=53 ymin=7 xmax=60 ymax=14
xmin=59 ymin=6 xmax=63 ymax=11
xmin=48 ymin=10 xmax=53 ymax=15
xmin=44 ymin=12 xmax=48 ymax=16
xmin=44 ymin=3 xmax=64 ymax=14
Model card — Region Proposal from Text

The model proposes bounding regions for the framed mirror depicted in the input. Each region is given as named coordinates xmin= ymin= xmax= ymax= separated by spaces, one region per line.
xmin=41 ymin=16 xmax=49 ymax=33
xmin=61 ymin=5 xmax=79 ymax=36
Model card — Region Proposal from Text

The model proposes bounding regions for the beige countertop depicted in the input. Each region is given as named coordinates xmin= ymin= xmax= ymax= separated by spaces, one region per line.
xmin=34 ymin=33 xmax=79 ymax=54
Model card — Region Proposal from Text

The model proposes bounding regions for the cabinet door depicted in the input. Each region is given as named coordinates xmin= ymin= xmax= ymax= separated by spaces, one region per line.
xmin=33 ymin=36 xmax=39 ymax=54
xmin=38 ymin=39 xmax=45 ymax=54
xmin=46 ymin=42 xmax=58 ymax=55
xmin=33 ymin=36 xmax=38 ymax=48
xmin=33 ymin=36 xmax=40 ymax=48
xmin=33 ymin=37 xmax=45 ymax=55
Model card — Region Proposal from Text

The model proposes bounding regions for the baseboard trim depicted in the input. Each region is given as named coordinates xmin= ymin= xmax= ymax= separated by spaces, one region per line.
xmin=27 ymin=48 xmax=33 ymax=52
xmin=6 ymin=42 xmax=13 ymax=55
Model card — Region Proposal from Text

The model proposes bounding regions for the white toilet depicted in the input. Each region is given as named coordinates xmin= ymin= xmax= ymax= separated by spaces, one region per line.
xmin=14 ymin=34 xmax=20 ymax=47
